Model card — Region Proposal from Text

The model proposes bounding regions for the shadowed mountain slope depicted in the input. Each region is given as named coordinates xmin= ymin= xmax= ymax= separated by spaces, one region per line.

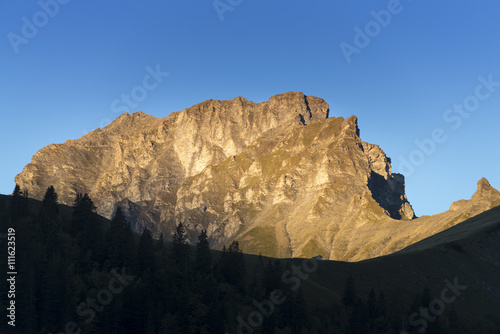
xmin=301 ymin=204 xmax=500 ymax=330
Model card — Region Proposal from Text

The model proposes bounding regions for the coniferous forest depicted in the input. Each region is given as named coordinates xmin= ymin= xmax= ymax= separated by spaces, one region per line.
xmin=0 ymin=185 xmax=490 ymax=333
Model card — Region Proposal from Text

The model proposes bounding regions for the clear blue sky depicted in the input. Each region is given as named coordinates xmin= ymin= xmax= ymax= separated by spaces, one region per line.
xmin=1 ymin=1 xmax=499 ymax=216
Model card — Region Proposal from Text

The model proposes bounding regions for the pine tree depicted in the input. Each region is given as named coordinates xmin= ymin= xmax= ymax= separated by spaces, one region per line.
xmin=350 ymin=297 xmax=368 ymax=334
xmin=71 ymin=193 xmax=103 ymax=259
xmin=173 ymin=222 xmax=187 ymax=245
xmin=367 ymin=287 xmax=377 ymax=319
xmin=409 ymin=292 xmax=421 ymax=315
xmin=0 ymin=196 xmax=7 ymax=230
xmin=172 ymin=222 xmax=189 ymax=272
xmin=421 ymin=286 xmax=432 ymax=306
xmin=38 ymin=186 xmax=60 ymax=246
xmin=41 ymin=185 xmax=58 ymax=217
xmin=377 ymin=290 xmax=387 ymax=317
xmin=342 ymin=275 xmax=356 ymax=309
xmin=40 ymin=254 xmax=69 ymax=332
xmin=9 ymin=184 xmax=28 ymax=221
xmin=195 ymin=229 xmax=212 ymax=273
xmin=447 ymin=306 xmax=460 ymax=333
xmin=262 ymin=314 xmax=276 ymax=334
xmin=157 ymin=232 xmax=165 ymax=250
xmin=206 ymin=299 xmax=227 ymax=334
xmin=290 ymin=288 xmax=308 ymax=333
xmin=372 ymin=290 xmax=389 ymax=333
xmin=220 ymin=241 xmax=245 ymax=291
xmin=106 ymin=207 xmax=135 ymax=269
xmin=252 ymin=254 xmax=266 ymax=298
xmin=71 ymin=192 xmax=96 ymax=235
xmin=136 ymin=228 xmax=155 ymax=274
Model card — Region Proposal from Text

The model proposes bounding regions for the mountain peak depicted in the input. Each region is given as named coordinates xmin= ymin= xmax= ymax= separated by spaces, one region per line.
xmin=478 ymin=177 xmax=491 ymax=189
xmin=473 ymin=177 xmax=500 ymax=200
xmin=22 ymin=93 xmax=498 ymax=262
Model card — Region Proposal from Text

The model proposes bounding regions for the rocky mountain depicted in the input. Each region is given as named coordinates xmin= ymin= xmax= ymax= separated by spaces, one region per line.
xmin=15 ymin=92 xmax=500 ymax=261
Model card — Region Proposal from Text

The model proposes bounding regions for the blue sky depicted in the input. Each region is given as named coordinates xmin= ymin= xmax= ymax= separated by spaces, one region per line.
xmin=1 ymin=1 xmax=499 ymax=216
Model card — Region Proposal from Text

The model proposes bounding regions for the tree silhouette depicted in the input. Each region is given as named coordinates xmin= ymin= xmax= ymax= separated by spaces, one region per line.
xmin=71 ymin=192 xmax=102 ymax=258
xmin=106 ymin=207 xmax=135 ymax=269
xmin=38 ymin=186 xmax=62 ymax=254
xmin=220 ymin=240 xmax=245 ymax=291
xmin=41 ymin=185 xmax=58 ymax=217
xmin=136 ymin=228 xmax=155 ymax=274
xmin=172 ymin=222 xmax=190 ymax=272
xmin=9 ymin=184 xmax=29 ymax=221
xmin=71 ymin=192 xmax=96 ymax=235
xmin=342 ymin=275 xmax=356 ymax=309
xmin=195 ymin=229 xmax=212 ymax=274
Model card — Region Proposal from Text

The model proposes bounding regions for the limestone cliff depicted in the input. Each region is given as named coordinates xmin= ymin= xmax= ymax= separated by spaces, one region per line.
xmin=15 ymin=92 xmax=499 ymax=261
xmin=16 ymin=92 xmax=329 ymax=230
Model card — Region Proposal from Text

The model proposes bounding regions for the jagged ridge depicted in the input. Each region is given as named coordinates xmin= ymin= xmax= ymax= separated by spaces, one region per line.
xmin=15 ymin=92 xmax=499 ymax=261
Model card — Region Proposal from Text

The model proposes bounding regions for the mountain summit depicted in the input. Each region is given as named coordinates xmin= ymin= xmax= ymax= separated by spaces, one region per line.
xmin=473 ymin=177 xmax=500 ymax=200
xmin=15 ymin=93 xmax=499 ymax=260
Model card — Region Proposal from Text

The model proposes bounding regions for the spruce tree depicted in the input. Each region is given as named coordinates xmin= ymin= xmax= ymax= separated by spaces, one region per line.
xmin=9 ymin=184 xmax=28 ymax=221
xmin=0 ymin=196 xmax=7 ymax=230
xmin=136 ymin=228 xmax=155 ymax=274
xmin=157 ymin=232 xmax=165 ymax=250
xmin=71 ymin=193 xmax=103 ymax=259
xmin=421 ymin=286 xmax=432 ymax=306
xmin=342 ymin=275 xmax=356 ymax=309
xmin=41 ymin=185 xmax=58 ymax=217
xmin=39 ymin=186 xmax=63 ymax=255
xmin=220 ymin=241 xmax=245 ymax=291
xmin=172 ymin=222 xmax=189 ymax=271
xmin=290 ymin=288 xmax=308 ymax=333
xmin=195 ymin=229 xmax=212 ymax=273
xmin=350 ymin=297 xmax=368 ymax=334
xmin=71 ymin=192 xmax=96 ymax=235
xmin=367 ymin=287 xmax=377 ymax=319
xmin=106 ymin=207 xmax=135 ymax=269
xmin=377 ymin=290 xmax=387 ymax=317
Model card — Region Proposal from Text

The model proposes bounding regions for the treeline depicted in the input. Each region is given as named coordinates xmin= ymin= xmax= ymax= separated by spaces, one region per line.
xmin=0 ymin=185 xmax=481 ymax=333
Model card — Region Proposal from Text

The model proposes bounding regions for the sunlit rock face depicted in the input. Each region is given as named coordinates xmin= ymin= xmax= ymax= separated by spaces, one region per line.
xmin=17 ymin=92 xmax=499 ymax=261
